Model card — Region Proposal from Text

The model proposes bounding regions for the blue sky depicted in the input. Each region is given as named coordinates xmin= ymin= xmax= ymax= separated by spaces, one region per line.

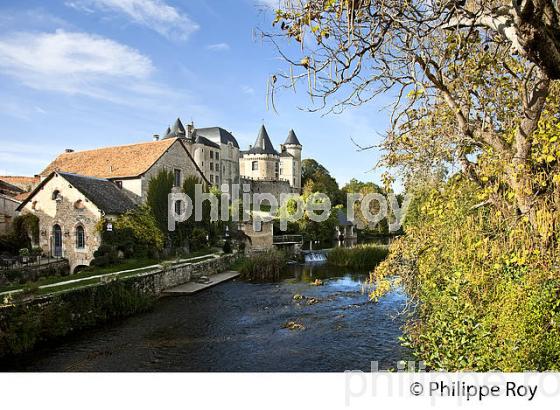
xmin=0 ymin=0 xmax=393 ymax=187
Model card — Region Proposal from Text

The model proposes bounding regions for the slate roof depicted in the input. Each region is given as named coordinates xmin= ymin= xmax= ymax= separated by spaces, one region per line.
xmin=284 ymin=129 xmax=302 ymax=146
xmin=40 ymin=138 xmax=177 ymax=179
xmin=246 ymin=125 xmax=278 ymax=155
xmin=60 ymin=172 xmax=136 ymax=214
xmin=195 ymin=127 xmax=239 ymax=148
xmin=164 ymin=118 xmax=186 ymax=139
xmin=337 ymin=209 xmax=354 ymax=226
xmin=194 ymin=134 xmax=220 ymax=149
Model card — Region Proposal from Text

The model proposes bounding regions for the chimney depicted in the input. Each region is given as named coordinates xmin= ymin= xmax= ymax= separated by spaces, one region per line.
xmin=65 ymin=149 xmax=74 ymax=153
xmin=153 ymin=134 xmax=160 ymax=141
xmin=187 ymin=122 xmax=194 ymax=138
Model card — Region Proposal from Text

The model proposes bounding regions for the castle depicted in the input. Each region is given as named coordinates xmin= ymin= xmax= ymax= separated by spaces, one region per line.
xmin=160 ymin=118 xmax=302 ymax=196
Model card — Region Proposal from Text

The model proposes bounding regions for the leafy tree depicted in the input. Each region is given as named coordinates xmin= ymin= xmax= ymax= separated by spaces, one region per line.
xmin=146 ymin=169 xmax=175 ymax=236
xmin=301 ymin=159 xmax=343 ymax=205
xmin=267 ymin=1 xmax=555 ymax=227
xmin=266 ymin=0 xmax=560 ymax=370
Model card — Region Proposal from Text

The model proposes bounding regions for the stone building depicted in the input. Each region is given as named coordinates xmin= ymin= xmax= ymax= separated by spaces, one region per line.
xmin=0 ymin=176 xmax=40 ymax=235
xmin=0 ymin=194 xmax=21 ymax=235
xmin=160 ymin=118 xmax=240 ymax=193
xmin=239 ymin=125 xmax=302 ymax=194
xmin=17 ymin=172 xmax=136 ymax=272
xmin=40 ymin=137 xmax=208 ymax=202
xmin=25 ymin=136 xmax=208 ymax=271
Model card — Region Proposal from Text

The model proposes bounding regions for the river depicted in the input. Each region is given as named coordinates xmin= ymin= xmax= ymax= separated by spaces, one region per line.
xmin=1 ymin=263 xmax=410 ymax=372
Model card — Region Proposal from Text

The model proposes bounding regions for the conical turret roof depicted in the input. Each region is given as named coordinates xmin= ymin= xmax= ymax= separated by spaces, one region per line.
xmin=247 ymin=125 xmax=278 ymax=155
xmin=284 ymin=129 xmax=301 ymax=146
xmin=167 ymin=117 xmax=186 ymax=138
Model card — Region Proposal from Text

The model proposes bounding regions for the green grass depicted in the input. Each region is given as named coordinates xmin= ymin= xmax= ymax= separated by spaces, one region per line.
xmin=327 ymin=244 xmax=389 ymax=270
xmin=238 ymin=251 xmax=287 ymax=281
xmin=0 ymin=250 xmax=220 ymax=295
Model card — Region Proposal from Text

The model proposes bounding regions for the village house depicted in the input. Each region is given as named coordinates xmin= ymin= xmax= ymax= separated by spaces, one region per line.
xmin=40 ymin=137 xmax=208 ymax=202
xmin=17 ymin=172 xmax=136 ymax=272
xmin=0 ymin=176 xmax=40 ymax=234
xmin=17 ymin=136 xmax=208 ymax=271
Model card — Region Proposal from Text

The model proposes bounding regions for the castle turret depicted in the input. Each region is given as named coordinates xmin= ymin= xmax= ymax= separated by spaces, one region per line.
xmin=283 ymin=129 xmax=302 ymax=190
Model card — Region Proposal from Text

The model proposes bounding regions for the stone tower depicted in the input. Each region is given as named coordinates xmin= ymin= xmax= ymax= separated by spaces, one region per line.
xmin=281 ymin=129 xmax=302 ymax=190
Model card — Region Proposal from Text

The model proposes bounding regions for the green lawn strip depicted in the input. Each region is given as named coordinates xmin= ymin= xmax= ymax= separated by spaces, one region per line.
xmin=1 ymin=251 xmax=224 ymax=296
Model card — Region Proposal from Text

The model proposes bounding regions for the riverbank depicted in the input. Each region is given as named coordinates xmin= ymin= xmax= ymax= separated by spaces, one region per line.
xmin=0 ymin=253 xmax=239 ymax=358
xmin=0 ymin=263 xmax=410 ymax=371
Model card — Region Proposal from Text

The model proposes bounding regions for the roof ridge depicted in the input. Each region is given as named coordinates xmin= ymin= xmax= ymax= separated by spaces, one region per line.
xmin=56 ymin=137 xmax=177 ymax=156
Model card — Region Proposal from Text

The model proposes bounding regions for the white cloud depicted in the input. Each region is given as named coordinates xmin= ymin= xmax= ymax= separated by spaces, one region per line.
xmin=66 ymin=0 xmax=199 ymax=41
xmin=206 ymin=43 xmax=230 ymax=51
xmin=0 ymin=30 xmax=155 ymax=101
xmin=241 ymin=85 xmax=255 ymax=95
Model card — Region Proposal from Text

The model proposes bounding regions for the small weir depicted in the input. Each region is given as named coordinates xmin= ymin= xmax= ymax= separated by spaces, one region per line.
xmin=304 ymin=252 xmax=327 ymax=263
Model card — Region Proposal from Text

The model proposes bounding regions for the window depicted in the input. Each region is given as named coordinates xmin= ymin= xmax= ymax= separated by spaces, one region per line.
xmin=115 ymin=181 xmax=123 ymax=189
xmin=174 ymin=169 xmax=182 ymax=187
xmin=275 ymin=162 xmax=279 ymax=178
xmin=216 ymin=152 xmax=220 ymax=160
xmin=51 ymin=190 xmax=61 ymax=200
xmin=210 ymin=175 xmax=214 ymax=183
xmin=279 ymin=163 xmax=283 ymax=175
xmin=210 ymin=163 xmax=214 ymax=171
xmin=252 ymin=161 xmax=258 ymax=171
xmin=210 ymin=151 xmax=214 ymax=159
xmin=75 ymin=225 xmax=85 ymax=249
xmin=216 ymin=175 xmax=220 ymax=185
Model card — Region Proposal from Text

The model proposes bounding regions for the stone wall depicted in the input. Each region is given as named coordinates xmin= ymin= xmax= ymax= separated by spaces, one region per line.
xmin=141 ymin=140 xmax=203 ymax=201
xmin=239 ymin=178 xmax=296 ymax=202
xmin=0 ymin=194 xmax=20 ymax=235
xmin=0 ymin=253 xmax=240 ymax=358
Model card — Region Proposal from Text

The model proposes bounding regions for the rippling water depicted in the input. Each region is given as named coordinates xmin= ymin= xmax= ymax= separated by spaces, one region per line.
xmin=1 ymin=263 xmax=410 ymax=372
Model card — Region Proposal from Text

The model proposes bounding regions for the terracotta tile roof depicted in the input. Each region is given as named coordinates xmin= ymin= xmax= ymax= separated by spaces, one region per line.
xmin=40 ymin=138 xmax=178 ymax=179
xmin=0 ymin=176 xmax=40 ymax=191
xmin=13 ymin=192 xmax=29 ymax=202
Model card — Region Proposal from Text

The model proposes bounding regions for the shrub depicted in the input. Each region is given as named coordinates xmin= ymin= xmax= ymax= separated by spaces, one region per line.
xmin=190 ymin=228 xmax=208 ymax=251
xmin=222 ymin=240 xmax=232 ymax=254
xmin=327 ymin=245 xmax=389 ymax=270
xmin=239 ymin=251 xmax=287 ymax=281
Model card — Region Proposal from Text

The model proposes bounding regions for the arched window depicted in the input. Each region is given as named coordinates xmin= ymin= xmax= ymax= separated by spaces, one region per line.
xmin=52 ymin=190 xmax=61 ymax=200
xmin=53 ymin=224 xmax=62 ymax=257
xmin=75 ymin=225 xmax=85 ymax=249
